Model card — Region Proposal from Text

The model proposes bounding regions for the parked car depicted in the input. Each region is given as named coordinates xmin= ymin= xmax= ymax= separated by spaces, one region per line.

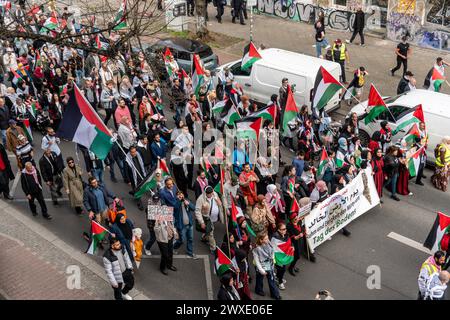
xmin=145 ymin=38 xmax=218 ymax=72
xmin=348 ymin=89 xmax=450 ymax=164
xmin=213 ymin=48 xmax=342 ymax=113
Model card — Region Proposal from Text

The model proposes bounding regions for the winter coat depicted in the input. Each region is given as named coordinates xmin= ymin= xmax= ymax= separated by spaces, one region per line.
xmin=195 ymin=192 xmax=224 ymax=225
xmin=353 ymin=10 xmax=365 ymax=31
xmin=62 ymin=165 xmax=84 ymax=208
xmin=38 ymin=152 xmax=63 ymax=182
xmin=103 ymin=248 xmax=133 ymax=287
xmin=83 ymin=184 xmax=115 ymax=213
xmin=21 ymin=168 xmax=43 ymax=195
xmin=174 ymin=199 xmax=195 ymax=231
xmin=0 ymin=105 xmax=10 ymax=130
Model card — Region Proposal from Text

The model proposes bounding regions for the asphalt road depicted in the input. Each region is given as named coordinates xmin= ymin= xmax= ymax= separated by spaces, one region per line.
xmin=7 ymin=116 xmax=450 ymax=300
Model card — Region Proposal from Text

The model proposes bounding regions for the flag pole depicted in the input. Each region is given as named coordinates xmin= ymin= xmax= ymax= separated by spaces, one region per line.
xmin=372 ymin=83 xmax=397 ymax=123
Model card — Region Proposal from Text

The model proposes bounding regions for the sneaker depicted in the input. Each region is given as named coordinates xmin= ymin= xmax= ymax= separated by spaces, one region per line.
xmin=360 ymin=44 xmax=365 ymax=47
xmin=342 ymin=228 xmax=351 ymax=237
xmin=43 ymin=214 xmax=53 ymax=220
xmin=32 ymin=212 xmax=38 ymax=217
xmin=122 ymin=293 xmax=133 ymax=300
xmin=345 ymin=39 xmax=351 ymax=44
xmin=282 ymin=279 xmax=287 ymax=284
xmin=391 ymin=195 xmax=400 ymax=201
xmin=188 ymin=254 xmax=199 ymax=260
xmin=312 ymin=44 xmax=316 ymax=48
xmin=416 ymin=181 xmax=424 ymax=186
xmin=278 ymin=283 xmax=286 ymax=290
xmin=144 ymin=249 xmax=152 ymax=256
xmin=408 ymin=192 xmax=413 ymax=196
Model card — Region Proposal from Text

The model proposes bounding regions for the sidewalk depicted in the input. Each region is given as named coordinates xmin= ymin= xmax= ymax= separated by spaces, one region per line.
xmin=202 ymin=7 xmax=450 ymax=113
xmin=0 ymin=200 xmax=149 ymax=300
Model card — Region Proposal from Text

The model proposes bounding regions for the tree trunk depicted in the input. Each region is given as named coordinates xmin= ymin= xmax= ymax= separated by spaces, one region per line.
xmin=195 ymin=0 xmax=208 ymax=39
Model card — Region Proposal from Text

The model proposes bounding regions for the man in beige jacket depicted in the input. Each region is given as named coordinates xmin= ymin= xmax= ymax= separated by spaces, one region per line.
xmin=195 ymin=186 xmax=224 ymax=252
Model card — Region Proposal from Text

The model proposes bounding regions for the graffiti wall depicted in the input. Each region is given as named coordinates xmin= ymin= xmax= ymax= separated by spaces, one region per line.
xmin=255 ymin=0 xmax=387 ymax=32
xmin=386 ymin=0 xmax=450 ymax=50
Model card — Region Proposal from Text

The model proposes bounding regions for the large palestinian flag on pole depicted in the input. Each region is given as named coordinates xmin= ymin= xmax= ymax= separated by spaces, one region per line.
xmin=241 ymin=42 xmax=262 ymax=71
xmin=235 ymin=116 xmax=263 ymax=140
xmin=271 ymin=237 xmax=295 ymax=266
xmin=250 ymin=105 xmax=276 ymax=122
xmin=428 ymin=68 xmax=445 ymax=92
xmin=392 ymin=104 xmax=425 ymax=135
xmin=113 ymin=0 xmax=127 ymax=30
xmin=312 ymin=66 xmax=343 ymax=110
xmin=56 ymin=84 xmax=113 ymax=160
xmin=215 ymin=247 xmax=234 ymax=276
xmin=282 ymin=86 xmax=298 ymax=133
xmin=424 ymin=212 xmax=450 ymax=252
xmin=134 ymin=158 xmax=170 ymax=198
xmin=364 ymin=84 xmax=388 ymax=125
xmin=86 ymin=221 xmax=109 ymax=255
xmin=192 ymin=54 xmax=205 ymax=97
xmin=40 ymin=15 xmax=58 ymax=34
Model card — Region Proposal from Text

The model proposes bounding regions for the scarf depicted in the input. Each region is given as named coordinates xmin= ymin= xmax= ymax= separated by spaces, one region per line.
xmin=126 ymin=152 xmax=146 ymax=186
xmin=265 ymin=185 xmax=283 ymax=212
xmin=197 ymin=177 xmax=208 ymax=193
xmin=115 ymin=214 xmax=133 ymax=241
xmin=22 ymin=166 xmax=41 ymax=188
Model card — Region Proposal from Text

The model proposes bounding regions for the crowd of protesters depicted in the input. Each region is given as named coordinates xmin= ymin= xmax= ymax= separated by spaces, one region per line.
xmin=0 ymin=3 xmax=448 ymax=301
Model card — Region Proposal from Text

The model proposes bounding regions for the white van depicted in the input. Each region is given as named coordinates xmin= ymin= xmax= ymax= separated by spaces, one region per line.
xmin=348 ymin=89 xmax=450 ymax=164
xmin=213 ymin=48 xmax=342 ymax=112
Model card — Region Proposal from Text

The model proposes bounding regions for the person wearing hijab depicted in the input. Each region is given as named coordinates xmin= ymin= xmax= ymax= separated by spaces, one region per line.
xmin=368 ymin=131 xmax=382 ymax=154
xmin=265 ymin=184 xmax=285 ymax=224
xmin=396 ymin=140 xmax=413 ymax=196
xmin=287 ymin=213 xmax=303 ymax=276
xmin=234 ymin=248 xmax=252 ymax=300
xmin=431 ymin=136 xmax=450 ymax=192
xmin=371 ymin=148 xmax=385 ymax=201
xmin=380 ymin=121 xmax=392 ymax=153
xmin=234 ymin=216 xmax=252 ymax=256
xmin=281 ymin=165 xmax=297 ymax=221
xmin=251 ymin=194 xmax=276 ymax=236
xmin=109 ymin=213 xmax=135 ymax=263
xmin=217 ymin=272 xmax=241 ymax=301
xmin=220 ymin=233 xmax=238 ymax=261
xmin=336 ymin=137 xmax=349 ymax=168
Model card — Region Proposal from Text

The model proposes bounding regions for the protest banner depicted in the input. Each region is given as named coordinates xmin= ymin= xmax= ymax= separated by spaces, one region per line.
xmin=305 ymin=168 xmax=380 ymax=252
xmin=147 ymin=205 xmax=174 ymax=222
xmin=297 ymin=202 xmax=312 ymax=219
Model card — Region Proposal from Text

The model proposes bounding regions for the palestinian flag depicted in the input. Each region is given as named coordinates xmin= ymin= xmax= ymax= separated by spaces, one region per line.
xmin=403 ymin=123 xmax=420 ymax=144
xmin=317 ymin=147 xmax=329 ymax=178
xmin=59 ymin=84 xmax=68 ymax=97
xmin=282 ymin=86 xmax=298 ymax=133
xmin=134 ymin=171 xmax=157 ymax=199
xmin=201 ymin=156 xmax=212 ymax=178
xmin=250 ymin=105 xmax=276 ymax=122
xmin=271 ymin=237 xmax=295 ymax=266
xmin=220 ymin=100 xmax=241 ymax=126
xmin=246 ymin=224 xmax=257 ymax=237
xmin=163 ymin=47 xmax=173 ymax=62
xmin=215 ymin=247 xmax=234 ymax=276
xmin=192 ymin=54 xmax=205 ymax=97
xmin=214 ymin=167 xmax=225 ymax=196
xmin=113 ymin=0 xmax=127 ymax=30
xmin=393 ymin=104 xmax=425 ymax=135
xmin=159 ymin=158 xmax=170 ymax=179
xmin=429 ymin=68 xmax=445 ymax=92
xmin=86 ymin=221 xmax=109 ymax=255
xmin=27 ymin=4 xmax=42 ymax=16
xmin=290 ymin=197 xmax=300 ymax=214
xmin=56 ymin=84 xmax=113 ymax=160
xmin=0 ymin=1 xmax=11 ymax=11
xmin=336 ymin=150 xmax=345 ymax=168
xmin=241 ymin=42 xmax=262 ymax=71
xmin=95 ymin=35 xmax=102 ymax=49
xmin=235 ymin=117 xmax=263 ymax=140
xmin=11 ymin=69 xmax=22 ymax=85
xmin=408 ymin=146 xmax=424 ymax=177
xmin=212 ymin=99 xmax=227 ymax=115
xmin=424 ymin=212 xmax=450 ymax=252
xmin=20 ymin=119 xmax=33 ymax=142
xmin=230 ymin=194 xmax=239 ymax=228
xmin=312 ymin=66 xmax=342 ymax=110
xmin=364 ymin=84 xmax=388 ymax=125
xmin=40 ymin=15 xmax=58 ymax=34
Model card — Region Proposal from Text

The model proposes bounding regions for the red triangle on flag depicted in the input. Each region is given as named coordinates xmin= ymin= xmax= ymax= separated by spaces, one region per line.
xmin=217 ymin=247 xmax=233 ymax=265
xmin=277 ymin=238 xmax=294 ymax=256
xmin=91 ymin=220 xmax=108 ymax=235
xmin=407 ymin=123 xmax=420 ymax=138
xmin=432 ymin=68 xmax=445 ymax=81
xmin=413 ymin=104 xmax=425 ymax=123
xmin=438 ymin=212 xmax=450 ymax=231
xmin=159 ymin=159 xmax=170 ymax=175
xmin=248 ymin=42 xmax=262 ymax=59
xmin=320 ymin=66 xmax=341 ymax=85
xmin=249 ymin=117 xmax=263 ymax=140
xmin=230 ymin=193 xmax=239 ymax=225
xmin=367 ymin=84 xmax=386 ymax=108
xmin=285 ymin=86 xmax=298 ymax=113
xmin=192 ymin=54 xmax=205 ymax=76
xmin=290 ymin=197 xmax=300 ymax=213
xmin=164 ymin=47 xmax=172 ymax=61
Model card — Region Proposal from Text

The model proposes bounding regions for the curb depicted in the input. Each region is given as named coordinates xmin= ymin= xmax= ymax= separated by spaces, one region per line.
xmin=0 ymin=199 xmax=151 ymax=300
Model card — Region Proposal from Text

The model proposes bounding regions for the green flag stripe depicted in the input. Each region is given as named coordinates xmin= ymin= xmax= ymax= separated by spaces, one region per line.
xmin=274 ymin=252 xmax=294 ymax=266
xmin=364 ymin=105 xmax=387 ymax=125
xmin=90 ymin=128 xmax=113 ymax=160
xmin=316 ymin=84 xmax=341 ymax=110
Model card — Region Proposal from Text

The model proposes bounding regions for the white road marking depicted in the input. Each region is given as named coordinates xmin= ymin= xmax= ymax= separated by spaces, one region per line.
xmin=10 ymin=170 xmax=21 ymax=197
xmin=141 ymin=254 xmax=214 ymax=300
xmin=387 ymin=232 xmax=432 ymax=255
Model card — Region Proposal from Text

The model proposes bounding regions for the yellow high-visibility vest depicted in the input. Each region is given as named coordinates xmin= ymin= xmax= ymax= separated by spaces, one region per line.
xmin=436 ymin=143 xmax=450 ymax=167
xmin=332 ymin=43 xmax=346 ymax=61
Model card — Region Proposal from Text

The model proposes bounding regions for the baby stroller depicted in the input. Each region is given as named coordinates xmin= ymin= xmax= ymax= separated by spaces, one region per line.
xmin=36 ymin=110 xmax=51 ymax=135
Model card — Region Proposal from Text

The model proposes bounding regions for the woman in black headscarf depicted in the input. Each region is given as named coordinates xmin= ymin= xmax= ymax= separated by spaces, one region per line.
xmin=110 ymin=213 xmax=135 ymax=262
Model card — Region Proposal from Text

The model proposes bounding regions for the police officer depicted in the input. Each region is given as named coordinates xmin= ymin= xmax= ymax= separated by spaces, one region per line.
xmin=332 ymin=39 xmax=349 ymax=84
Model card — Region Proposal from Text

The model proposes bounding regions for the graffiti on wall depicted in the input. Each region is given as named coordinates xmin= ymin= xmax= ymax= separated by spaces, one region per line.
xmin=256 ymin=0 xmax=387 ymax=32
xmin=386 ymin=10 xmax=421 ymax=41
xmin=426 ymin=0 xmax=450 ymax=26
